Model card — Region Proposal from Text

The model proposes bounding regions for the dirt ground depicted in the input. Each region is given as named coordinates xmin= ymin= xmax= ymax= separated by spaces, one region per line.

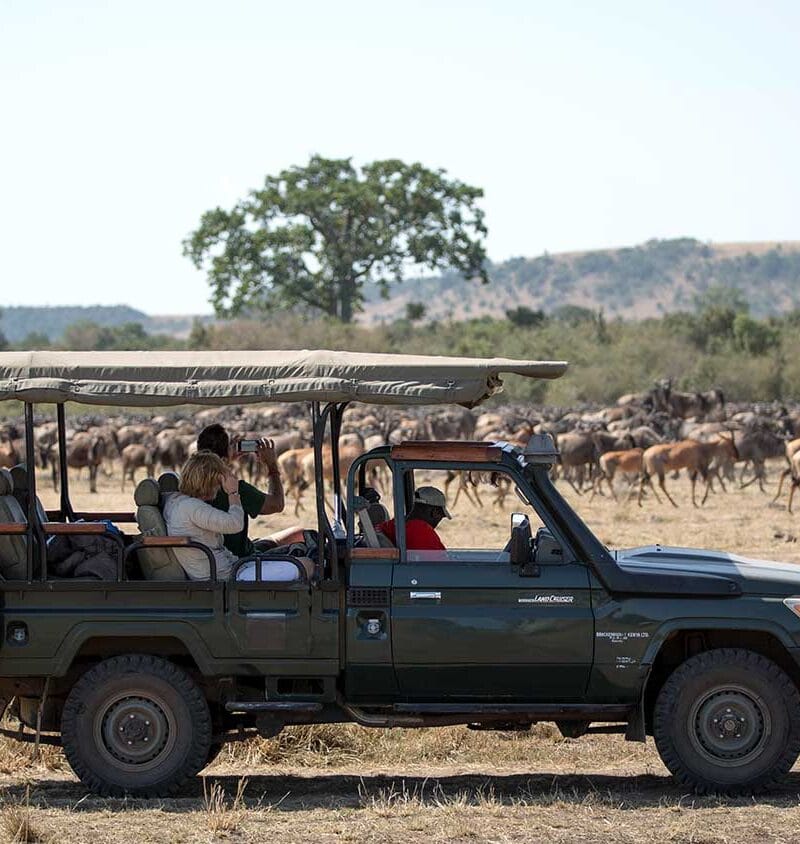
xmin=5 ymin=459 xmax=800 ymax=842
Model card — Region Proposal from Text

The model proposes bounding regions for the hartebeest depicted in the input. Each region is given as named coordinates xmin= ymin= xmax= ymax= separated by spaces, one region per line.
xmin=638 ymin=434 xmax=739 ymax=508
xmin=593 ymin=448 xmax=644 ymax=501
xmin=773 ymin=438 xmax=800 ymax=505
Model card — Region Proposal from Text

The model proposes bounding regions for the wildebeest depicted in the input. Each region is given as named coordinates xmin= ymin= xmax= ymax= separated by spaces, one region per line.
xmin=52 ymin=432 xmax=108 ymax=493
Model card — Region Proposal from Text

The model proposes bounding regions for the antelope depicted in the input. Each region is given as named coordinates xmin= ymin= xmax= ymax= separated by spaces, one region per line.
xmin=297 ymin=433 xmax=366 ymax=516
xmin=773 ymin=438 xmax=800 ymax=504
xmin=638 ymin=434 xmax=739 ymax=508
xmin=277 ymin=447 xmax=314 ymax=516
xmin=786 ymin=450 xmax=800 ymax=514
xmin=593 ymin=448 xmax=644 ymax=501
xmin=0 ymin=437 xmax=20 ymax=470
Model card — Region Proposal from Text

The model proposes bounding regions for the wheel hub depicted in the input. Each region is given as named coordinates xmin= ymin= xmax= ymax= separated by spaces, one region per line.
xmin=100 ymin=696 xmax=170 ymax=766
xmin=690 ymin=687 xmax=769 ymax=766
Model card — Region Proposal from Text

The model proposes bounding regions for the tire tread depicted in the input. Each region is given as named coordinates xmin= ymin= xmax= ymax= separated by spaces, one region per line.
xmin=653 ymin=647 xmax=800 ymax=795
xmin=61 ymin=653 xmax=211 ymax=798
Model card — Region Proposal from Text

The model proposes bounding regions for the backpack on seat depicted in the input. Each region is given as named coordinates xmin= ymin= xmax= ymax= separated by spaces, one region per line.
xmin=134 ymin=478 xmax=187 ymax=580
xmin=9 ymin=465 xmax=48 ymax=525
xmin=0 ymin=468 xmax=29 ymax=580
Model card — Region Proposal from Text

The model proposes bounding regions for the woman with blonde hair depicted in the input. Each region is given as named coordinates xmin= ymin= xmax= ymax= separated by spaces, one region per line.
xmin=163 ymin=451 xmax=244 ymax=580
xmin=164 ymin=451 xmax=309 ymax=582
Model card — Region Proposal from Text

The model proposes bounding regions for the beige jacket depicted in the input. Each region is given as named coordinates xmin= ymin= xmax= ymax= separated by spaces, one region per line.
xmin=163 ymin=492 xmax=244 ymax=580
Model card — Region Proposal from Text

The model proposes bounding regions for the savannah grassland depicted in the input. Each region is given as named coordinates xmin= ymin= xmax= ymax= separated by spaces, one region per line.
xmin=3 ymin=463 xmax=800 ymax=843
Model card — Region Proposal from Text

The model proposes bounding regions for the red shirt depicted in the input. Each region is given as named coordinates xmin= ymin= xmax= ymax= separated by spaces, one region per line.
xmin=376 ymin=518 xmax=446 ymax=551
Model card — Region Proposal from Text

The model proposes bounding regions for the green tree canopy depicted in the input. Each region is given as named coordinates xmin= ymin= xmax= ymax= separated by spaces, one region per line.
xmin=184 ymin=155 xmax=488 ymax=322
xmin=505 ymin=305 xmax=546 ymax=328
xmin=405 ymin=302 xmax=427 ymax=322
xmin=60 ymin=321 xmax=174 ymax=351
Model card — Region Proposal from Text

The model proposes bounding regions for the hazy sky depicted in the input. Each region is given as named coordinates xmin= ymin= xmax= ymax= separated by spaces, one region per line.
xmin=2 ymin=0 xmax=798 ymax=314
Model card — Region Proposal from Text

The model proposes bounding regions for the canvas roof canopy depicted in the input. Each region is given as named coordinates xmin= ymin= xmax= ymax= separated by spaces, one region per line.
xmin=0 ymin=350 xmax=567 ymax=408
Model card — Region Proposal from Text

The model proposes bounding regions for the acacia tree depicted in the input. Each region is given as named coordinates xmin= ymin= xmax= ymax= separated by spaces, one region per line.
xmin=184 ymin=156 xmax=488 ymax=322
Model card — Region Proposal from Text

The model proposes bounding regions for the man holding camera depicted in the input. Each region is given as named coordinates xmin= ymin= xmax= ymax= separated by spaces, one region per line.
xmin=196 ymin=423 xmax=285 ymax=557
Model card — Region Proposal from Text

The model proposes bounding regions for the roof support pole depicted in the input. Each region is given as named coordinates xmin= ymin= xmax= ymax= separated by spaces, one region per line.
xmin=56 ymin=404 xmax=74 ymax=520
xmin=23 ymin=403 xmax=45 ymax=581
xmin=311 ymin=402 xmax=336 ymax=583
xmin=330 ymin=402 xmax=349 ymax=524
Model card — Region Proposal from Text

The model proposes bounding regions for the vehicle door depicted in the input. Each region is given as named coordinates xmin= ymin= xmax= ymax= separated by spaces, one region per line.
xmin=225 ymin=556 xmax=317 ymax=659
xmin=390 ymin=464 xmax=594 ymax=700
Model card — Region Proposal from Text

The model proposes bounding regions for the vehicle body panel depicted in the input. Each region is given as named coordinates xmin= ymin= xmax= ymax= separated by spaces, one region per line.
xmin=391 ymin=560 xmax=593 ymax=699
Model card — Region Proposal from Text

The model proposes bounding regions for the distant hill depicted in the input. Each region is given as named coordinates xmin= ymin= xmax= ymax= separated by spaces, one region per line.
xmin=4 ymin=239 xmax=800 ymax=340
xmin=0 ymin=306 xmax=211 ymax=343
xmin=360 ymin=238 xmax=800 ymax=322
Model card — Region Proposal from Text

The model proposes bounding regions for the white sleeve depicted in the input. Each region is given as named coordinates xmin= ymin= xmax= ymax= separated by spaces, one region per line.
xmin=189 ymin=501 xmax=245 ymax=535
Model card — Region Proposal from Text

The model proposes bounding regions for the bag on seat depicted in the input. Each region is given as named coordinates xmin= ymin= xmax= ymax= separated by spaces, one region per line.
xmin=9 ymin=465 xmax=48 ymax=525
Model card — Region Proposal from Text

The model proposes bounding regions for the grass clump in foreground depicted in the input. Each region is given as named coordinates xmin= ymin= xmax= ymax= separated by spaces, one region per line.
xmin=202 ymin=776 xmax=248 ymax=835
xmin=0 ymin=788 xmax=49 ymax=844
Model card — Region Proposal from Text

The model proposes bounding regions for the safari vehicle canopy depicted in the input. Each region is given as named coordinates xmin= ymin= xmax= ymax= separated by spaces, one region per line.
xmin=0 ymin=350 xmax=567 ymax=407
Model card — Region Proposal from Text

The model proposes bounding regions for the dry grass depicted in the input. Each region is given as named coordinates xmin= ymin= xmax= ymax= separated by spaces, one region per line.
xmin=6 ymin=457 xmax=800 ymax=840
xmin=0 ymin=789 xmax=48 ymax=844
xmin=202 ymin=776 xmax=248 ymax=835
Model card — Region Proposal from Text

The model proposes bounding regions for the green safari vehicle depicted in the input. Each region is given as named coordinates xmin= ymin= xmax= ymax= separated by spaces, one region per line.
xmin=1 ymin=350 xmax=800 ymax=796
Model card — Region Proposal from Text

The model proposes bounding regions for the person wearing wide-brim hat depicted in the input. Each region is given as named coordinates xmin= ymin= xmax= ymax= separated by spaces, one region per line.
xmin=376 ymin=486 xmax=451 ymax=551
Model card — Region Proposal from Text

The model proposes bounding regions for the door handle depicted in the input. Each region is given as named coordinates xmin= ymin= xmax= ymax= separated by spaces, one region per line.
xmin=410 ymin=591 xmax=441 ymax=600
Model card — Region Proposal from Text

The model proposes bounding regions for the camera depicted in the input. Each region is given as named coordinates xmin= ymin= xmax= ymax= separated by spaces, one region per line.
xmin=237 ymin=439 xmax=260 ymax=453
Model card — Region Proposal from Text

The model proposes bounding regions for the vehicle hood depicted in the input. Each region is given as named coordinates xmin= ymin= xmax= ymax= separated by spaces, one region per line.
xmin=615 ymin=545 xmax=800 ymax=596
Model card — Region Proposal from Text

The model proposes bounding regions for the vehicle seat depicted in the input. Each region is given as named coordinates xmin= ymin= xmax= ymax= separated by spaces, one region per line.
xmin=367 ymin=501 xmax=389 ymax=526
xmin=361 ymin=487 xmax=389 ymax=523
xmin=134 ymin=478 xmax=187 ymax=581
xmin=158 ymin=471 xmax=180 ymax=495
xmin=10 ymin=465 xmax=48 ymax=525
xmin=0 ymin=468 xmax=28 ymax=580
xmin=354 ymin=494 xmax=395 ymax=549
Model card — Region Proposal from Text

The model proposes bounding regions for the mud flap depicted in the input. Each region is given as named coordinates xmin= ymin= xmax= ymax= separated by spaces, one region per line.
xmin=625 ymin=690 xmax=646 ymax=742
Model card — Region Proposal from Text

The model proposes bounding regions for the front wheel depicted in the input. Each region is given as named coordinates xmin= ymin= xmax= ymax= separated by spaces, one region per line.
xmin=653 ymin=648 xmax=800 ymax=794
xmin=61 ymin=654 xmax=212 ymax=797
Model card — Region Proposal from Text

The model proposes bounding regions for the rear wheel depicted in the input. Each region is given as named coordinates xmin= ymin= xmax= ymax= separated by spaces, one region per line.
xmin=61 ymin=654 xmax=212 ymax=797
xmin=653 ymin=648 xmax=800 ymax=794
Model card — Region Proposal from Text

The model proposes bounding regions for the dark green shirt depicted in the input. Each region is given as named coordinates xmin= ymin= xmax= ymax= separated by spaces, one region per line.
xmin=211 ymin=480 xmax=267 ymax=558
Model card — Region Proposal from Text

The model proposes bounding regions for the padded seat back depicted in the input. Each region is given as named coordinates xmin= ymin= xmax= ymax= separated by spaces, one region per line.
xmin=0 ymin=468 xmax=28 ymax=580
xmin=134 ymin=478 xmax=187 ymax=580
xmin=9 ymin=465 xmax=48 ymax=525
xmin=367 ymin=502 xmax=390 ymax=526
xmin=355 ymin=496 xmax=395 ymax=549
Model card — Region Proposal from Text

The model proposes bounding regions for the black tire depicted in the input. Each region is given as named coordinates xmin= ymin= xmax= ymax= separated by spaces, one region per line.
xmin=653 ymin=647 xmax=800 ymax=794
xmin=61 ymin=654 xmax=212 ymax=797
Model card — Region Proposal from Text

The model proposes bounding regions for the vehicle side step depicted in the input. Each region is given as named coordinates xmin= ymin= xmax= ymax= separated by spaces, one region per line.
xmin=392 ymin=703 xmax=632 ymax=720
xmin=224 ymin=701 xmax=324 ymax=714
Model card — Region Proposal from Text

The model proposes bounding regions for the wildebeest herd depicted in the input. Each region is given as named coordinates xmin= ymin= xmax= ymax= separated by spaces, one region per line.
xmin=2 ymin=379 xmax=800 ymax=511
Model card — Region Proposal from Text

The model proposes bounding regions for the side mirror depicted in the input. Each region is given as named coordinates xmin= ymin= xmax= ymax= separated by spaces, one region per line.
xmin=509 ymin=513 xmax=532 ymax=567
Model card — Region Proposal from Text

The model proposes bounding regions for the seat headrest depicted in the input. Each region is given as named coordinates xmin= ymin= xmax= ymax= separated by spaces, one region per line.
xmin=367 ymin=502 xmax=390 ymax=525
xmin=0 ymin=468 xmax=13 ymax=496
xmin=361 ymin=486 xmax=381 ymax=504
xmin=158 ymin=472 xmax=180 ymax=494
xmin=134 ymin=478 xmax=160 ymax=507
xmin=9 ymin=465 xmax=28 ymax=493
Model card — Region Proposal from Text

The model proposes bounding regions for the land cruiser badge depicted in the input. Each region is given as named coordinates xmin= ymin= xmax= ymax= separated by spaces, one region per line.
xmin=518 ymin=595 xmax=575 ymax=604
